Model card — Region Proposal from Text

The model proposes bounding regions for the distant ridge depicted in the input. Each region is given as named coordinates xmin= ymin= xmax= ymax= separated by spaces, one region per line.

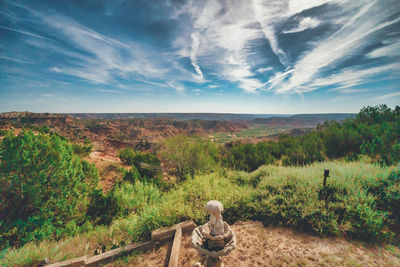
xmin=65 ymin=113 xmax=290 ymax=121
xmin=251 ymin=113 xmax=354 ymax=127
xmin=65 ymin=112 xmax=353 ymax=122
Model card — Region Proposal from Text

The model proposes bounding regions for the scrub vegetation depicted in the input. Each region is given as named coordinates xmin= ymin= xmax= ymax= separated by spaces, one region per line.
xmin=0 ymin=105 xmax=399 ymax=266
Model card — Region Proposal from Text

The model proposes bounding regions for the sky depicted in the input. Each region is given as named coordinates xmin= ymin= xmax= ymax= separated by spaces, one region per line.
xmin=0 ymin=0 xmax=399 ymax=114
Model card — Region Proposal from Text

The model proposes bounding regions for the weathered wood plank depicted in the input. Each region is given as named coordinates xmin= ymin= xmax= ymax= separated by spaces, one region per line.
xmin=168 ymin=225 xmax=182 ymax=267
xmin=45 ymin=220 xmax=195 ymax=267
xmin=85 ymin=241 xmax=153 ymax=267
xmin=181 ymin=220 xmax=197 ymax=234
xmin=151 ymin=220 xmax=196 ymax=241
xmin=45 ymin=256 xmax=87 ymax=267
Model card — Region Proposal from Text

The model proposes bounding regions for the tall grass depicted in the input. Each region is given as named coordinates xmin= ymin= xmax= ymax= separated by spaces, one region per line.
xmin=225 ymin=161 xmax=398 ymax=241
xmin=1 ymin=161 xmax=398 ymax=266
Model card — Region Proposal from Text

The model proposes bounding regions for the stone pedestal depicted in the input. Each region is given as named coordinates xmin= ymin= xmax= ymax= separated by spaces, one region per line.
xmin=191 ymin=200 xmax=236 ymax=267
xmin=205 ymin=256 xmax=223 ymax=267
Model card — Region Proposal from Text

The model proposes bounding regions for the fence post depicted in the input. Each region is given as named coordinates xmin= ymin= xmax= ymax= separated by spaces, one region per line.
xmin=168 ymin=225 xmax=182 ymax=267
xmin=323 ymin=169 xmax=330 ymax=188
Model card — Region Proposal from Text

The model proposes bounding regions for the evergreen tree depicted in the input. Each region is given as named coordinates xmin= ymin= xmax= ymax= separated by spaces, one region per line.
xmin=0 ymin=131 xmax=99 ymax=248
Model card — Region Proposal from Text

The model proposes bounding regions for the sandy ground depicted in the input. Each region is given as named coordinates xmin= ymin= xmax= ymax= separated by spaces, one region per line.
xmin=107 ymin=221 xmax=400 ymax=267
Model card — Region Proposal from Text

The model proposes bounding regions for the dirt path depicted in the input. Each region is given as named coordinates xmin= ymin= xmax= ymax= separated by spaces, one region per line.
xmin=108 ymin=221 xmax=400 ymax=267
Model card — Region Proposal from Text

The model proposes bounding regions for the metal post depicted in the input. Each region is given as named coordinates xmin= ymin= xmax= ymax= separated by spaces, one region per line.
xmin=323 ymin=169 xmax=330 ymax=188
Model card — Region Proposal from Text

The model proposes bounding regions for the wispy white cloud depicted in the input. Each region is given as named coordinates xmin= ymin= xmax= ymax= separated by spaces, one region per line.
xmin=177 ymin=0 xmax=265 ymax=93
xmin=264 ymin=69 xmax=295 ymax=91
xmin=312 ymin=63 xmax=400 ymax=92
xmin=95 ymin=89 xmax=123 ymax=94
xmin=41 ymin=15 xmax=167 ymax=84
xmin=252 ymin=0 xmax=289 ymax=66
xmin=168 ymin=82 xmax=185 ymax=94
xmin=367 ymin=40 xmax=400 ymax=58
xmin=283 ymin=17 xmax=320 ymax=34
xmin=274 ymin=1 xmax=400 ymax=94
xmin=173 ymin=0 xmax=399 ymax=97
xmin=256 ymin=67 xmax=273 ymax=73
xmin=374 ymin=91 xmax=400 ymax=100
xmin=2 ymin=0 xmax=399 ymax=104
xmin=176 ymin=0 xmax=371 ymax=94
xmin=193 ymin=88 xmax=201 ymax=96
xmin=287 ymin=0 xmax=337 ymax=16
xmin=0 ymin=24 xmax=54 ymax=41
xmin=3 ymin=3 xmax=204 ymax=92
xmin=0 ymin=55 xmax=33 ymax=64
xmin=190 ymin=33 xmax=204 ymax=81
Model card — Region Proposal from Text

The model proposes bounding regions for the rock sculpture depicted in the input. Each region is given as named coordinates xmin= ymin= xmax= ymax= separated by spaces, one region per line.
xmin=192 ymin=200 xmax=236 ymax=267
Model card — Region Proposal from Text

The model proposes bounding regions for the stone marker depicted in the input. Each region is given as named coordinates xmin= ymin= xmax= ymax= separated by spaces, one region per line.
xmin=191 ymin=200 xmax=236 ymax=267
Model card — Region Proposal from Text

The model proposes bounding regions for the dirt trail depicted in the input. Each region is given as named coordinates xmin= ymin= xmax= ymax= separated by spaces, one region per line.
xmin=108 ymin=221 xmax=400 ymax=267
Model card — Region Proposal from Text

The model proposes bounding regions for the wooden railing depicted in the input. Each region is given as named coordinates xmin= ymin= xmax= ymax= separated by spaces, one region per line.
xmin=45 ymin=220 xmax=196 ymax=267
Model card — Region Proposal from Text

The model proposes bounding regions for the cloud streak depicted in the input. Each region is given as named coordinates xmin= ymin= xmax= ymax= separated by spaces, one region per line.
xmin=272 ymin=1 xmax=400 ymax=94
xmin=0 ymin=24 xmax=54 ymax=41
xmin=283 ymin=17 xmax=320 ymax=34
xmin=173 ymin=0 xmax=400 ymax=96
xmin=1 ymin=0 xmax=399 ymax=113
xmin=1 ymin=1 xmax=204 ymax=91
xmin=190 ymin=33 xmax=204 ymax=80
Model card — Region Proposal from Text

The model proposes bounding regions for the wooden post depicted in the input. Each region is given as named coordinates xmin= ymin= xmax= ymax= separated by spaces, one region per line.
xmin=45 ymin=256 xmax=87 ymax=267
xmin=84 ymin=241 xmax=153 ymax=267
xmin=168 ymin=225 xmax=182 ymax=267
xmin=151 ymin=220 xmax=196 ymax=242
xmin=323 ymin=169 xmax=330 ymax=188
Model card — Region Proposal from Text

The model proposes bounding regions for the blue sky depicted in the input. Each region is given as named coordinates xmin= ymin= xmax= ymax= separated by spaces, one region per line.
xmin=0 ymin=0 xmax=399 ymax=113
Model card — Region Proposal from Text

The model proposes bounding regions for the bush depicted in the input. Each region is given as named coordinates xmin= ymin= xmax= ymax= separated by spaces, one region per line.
xmin=112 ymin=182 xmax=160 ymax=215
xmin=72 ymin=142 xmax=93 ymax=157
xmin=365 ymin=168 xmax=400 ymax=238
xmin=0 ymin=131 xmax=99 ymax=249
xmin=223 ymin=105 xmax=399 ymax=168
xmin=224 ymin=142 xmax=275 ymax=171
xmin=123 ymin=165 xmax=142 ymax=184
xmin=118 ymin=148 xmax=161 ymax=181
xmin=223 ymin=162 xmax=399 ymax=242
xmin=0 ymin=129 xmax=9 ymax=136
xmin=118 ymin=148 xmax=160 ymax=167
xmin=161 ymin=135 xmax=219 ymax=181
xmin=87 ymin=189 xmax=120 ymax=225
xmin=87 ymin=181 xmax=161 ymax=225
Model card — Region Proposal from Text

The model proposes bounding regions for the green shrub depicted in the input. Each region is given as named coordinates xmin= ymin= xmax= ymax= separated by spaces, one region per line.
xmin=72 ymin=142 xmax=93 ymax=157
xmin=223 ymin=105 xmax=399 ymax=169
xmin=161 ymin=135 xmax=219 ymax=181
xmin=118 ymin=148 xmax=161 ymax=181
xmin=224 ymin=162 xmax=399 ymax=242
xmin=0 ymin=131 xmax=99 ymax=249
xmin=118 ymin=148 xmax=160 ymax=167
xmin=123 ymin=165 xmax=142 ymax=183
xmin=87 ymin=180 xmax=161 ymax=226
xmin=0 ymin=129 xmax=9 ymax=136
xmin=113 ymin=182 xmax=160 ymax=215
xmin=87 ymin=189 xmax=120 ymax=225
xmin=364 ymin=168 xmax=400 ymax=241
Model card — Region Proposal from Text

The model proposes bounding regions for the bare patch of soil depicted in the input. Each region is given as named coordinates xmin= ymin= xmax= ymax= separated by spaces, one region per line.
xmin=109 ymin=221 xmax=400 ymax=267
xmin=85 ymin=141 xmax=124 ymax=192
